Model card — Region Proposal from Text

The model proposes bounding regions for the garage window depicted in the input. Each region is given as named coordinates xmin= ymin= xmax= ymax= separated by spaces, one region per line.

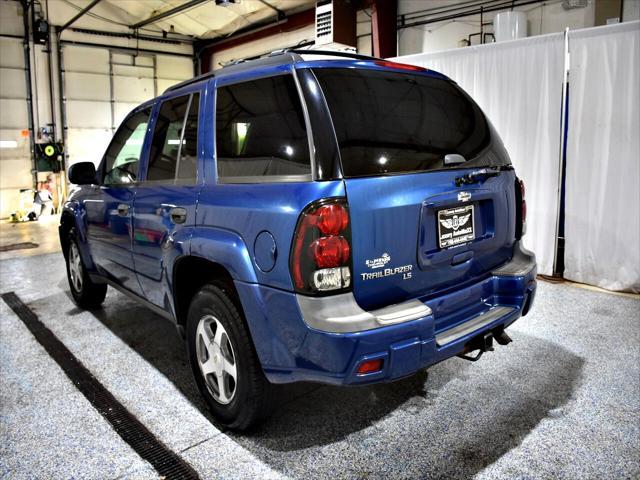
xmin=146 ymin=93 xmax=200 ymax=183
xmin=102 ymin=108 xmax=151 ymax=186
xmin=215 ymin=75 xmax=311 ymax=182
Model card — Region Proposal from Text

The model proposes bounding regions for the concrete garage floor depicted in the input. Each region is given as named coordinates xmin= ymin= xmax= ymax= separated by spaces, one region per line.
xmin=0 ymin=223 xmax=639 ymax=479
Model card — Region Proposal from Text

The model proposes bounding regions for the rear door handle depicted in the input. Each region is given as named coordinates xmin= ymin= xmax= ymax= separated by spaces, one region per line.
xmin=170 ymin=207 xmax=187 ymax=224
xmin=117 ymin=204 xmax=129 ymax=217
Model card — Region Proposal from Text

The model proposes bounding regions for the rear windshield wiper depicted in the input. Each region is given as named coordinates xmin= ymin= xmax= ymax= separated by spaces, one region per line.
xmin=455 ymin=167 xmax=503 ymax=186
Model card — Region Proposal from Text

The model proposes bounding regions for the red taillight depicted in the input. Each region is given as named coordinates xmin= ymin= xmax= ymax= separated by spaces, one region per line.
xmin=520 ymin=179 xmax=527 ymax=225
xmin=317 ymin=204 xmax=349 ymax=236
xmin=374 ymin=60 xmax=426 ymax=72
xmin=309 ymin=235 xmax=350 ymax=269
xmin=357 ymin=359 xmax=384 ymax=375
xmin=291 ymin=199 xmax=352 ymax=293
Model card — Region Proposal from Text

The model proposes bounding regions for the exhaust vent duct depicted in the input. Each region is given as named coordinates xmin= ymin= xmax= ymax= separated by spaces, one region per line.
xmin=314 ymin=0 xmax=356 ymax=50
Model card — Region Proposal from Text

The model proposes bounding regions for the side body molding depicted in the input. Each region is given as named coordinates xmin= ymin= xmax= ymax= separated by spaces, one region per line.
xmin=189 ymin=227 xmax=258 ymax=283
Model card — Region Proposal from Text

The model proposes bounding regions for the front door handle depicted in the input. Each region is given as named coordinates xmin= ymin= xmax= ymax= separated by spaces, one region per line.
xmin=170 ymin=207 xmax=187 ymax=224
xmin=117 ymin=204 xmax=129 ymax=217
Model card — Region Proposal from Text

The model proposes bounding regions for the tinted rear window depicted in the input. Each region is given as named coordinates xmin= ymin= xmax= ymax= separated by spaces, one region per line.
xmin=215 ymin=75 xmax=311 ymax=182
xmin=313 ymin=68 xmax=510 ymax=177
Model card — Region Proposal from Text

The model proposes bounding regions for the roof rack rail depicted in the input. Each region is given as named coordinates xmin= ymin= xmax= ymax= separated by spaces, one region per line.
xmin=285 ymin=48 xmax=381 ymax=61
xmin=164 ymin=49 xmax=380 ymax=94
xmin=164 ymin=70 xmax=216 ymax=93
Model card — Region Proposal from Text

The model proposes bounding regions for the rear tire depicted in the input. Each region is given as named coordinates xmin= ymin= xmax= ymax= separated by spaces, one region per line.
xmin=186 ymin=282 xmax=273 ymax=430
xmin=65 ymin=230 xmax=107 ymax=309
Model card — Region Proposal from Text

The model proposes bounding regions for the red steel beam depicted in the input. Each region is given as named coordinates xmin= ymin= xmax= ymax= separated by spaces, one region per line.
xmin=371 ymin=0 xmax=397 ymax=58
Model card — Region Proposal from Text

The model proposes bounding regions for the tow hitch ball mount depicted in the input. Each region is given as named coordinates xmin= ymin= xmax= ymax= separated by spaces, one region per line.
xmin=457 ymin=330 xmax=512 ymax=362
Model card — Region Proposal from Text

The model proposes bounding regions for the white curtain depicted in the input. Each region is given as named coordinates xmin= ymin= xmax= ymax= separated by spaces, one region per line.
xmin=394 ymin=33 xmax=565 ymax=275
xmin=564 ymin=22 xmax=640 ymax=292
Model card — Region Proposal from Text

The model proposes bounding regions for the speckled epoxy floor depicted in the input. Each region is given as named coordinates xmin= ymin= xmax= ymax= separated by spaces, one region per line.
xmin=1 ymin=252 xmax=638 ymax=479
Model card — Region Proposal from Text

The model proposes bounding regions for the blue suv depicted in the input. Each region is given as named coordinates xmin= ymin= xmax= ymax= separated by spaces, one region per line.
xmin=60 ymin=50 xmax=536 ymax=430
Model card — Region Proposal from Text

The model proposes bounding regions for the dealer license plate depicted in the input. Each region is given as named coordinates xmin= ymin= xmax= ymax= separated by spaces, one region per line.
xmin=437 ymin=205 xmax=475 ymax=249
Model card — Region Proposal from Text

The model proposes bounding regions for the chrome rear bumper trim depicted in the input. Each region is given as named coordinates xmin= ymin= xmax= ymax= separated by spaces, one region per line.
xmin=492 ymin=241 xmax=536 ymax=277
xmin=296 ymin=293 xmax=432 ymax=334
xmin=435 ymin=306 xmax=516 ymax=346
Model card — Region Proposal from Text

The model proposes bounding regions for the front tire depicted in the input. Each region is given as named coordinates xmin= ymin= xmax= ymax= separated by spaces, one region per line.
xmin=65 ymin=231 xmax=107 ymax=309
xmin=186 ymin=283 xmax=272 ymax=430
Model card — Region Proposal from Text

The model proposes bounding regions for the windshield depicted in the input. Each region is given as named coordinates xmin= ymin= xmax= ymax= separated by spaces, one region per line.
xmin=313 ymin=68 xmax=510 ymax=177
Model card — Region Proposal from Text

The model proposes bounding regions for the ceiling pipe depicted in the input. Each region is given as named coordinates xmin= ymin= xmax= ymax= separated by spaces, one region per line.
xmin=257 ymin=0 xmax=286 ymax=20
xmin=398 ymin=0 xmax=544 ymax=29
xmin=130 ymin=0 xmax=210 ymax=29
xmin=59 ymin=0 xmax=102 ymax=33
xmin=400 ymin=0 xmax=507 ymax=23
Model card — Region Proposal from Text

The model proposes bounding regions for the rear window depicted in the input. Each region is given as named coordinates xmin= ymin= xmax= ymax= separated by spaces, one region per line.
xmin=313 ymin=68 xmax=510 ymax=177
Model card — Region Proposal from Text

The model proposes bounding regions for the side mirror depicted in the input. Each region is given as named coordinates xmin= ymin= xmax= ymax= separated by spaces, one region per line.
xmin=68 ymin=162 xmax=97 ymax=185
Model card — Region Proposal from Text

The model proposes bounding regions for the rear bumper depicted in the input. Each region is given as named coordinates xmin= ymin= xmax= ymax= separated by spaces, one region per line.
xmin=235 ymin=242 xmax=536 ymax=386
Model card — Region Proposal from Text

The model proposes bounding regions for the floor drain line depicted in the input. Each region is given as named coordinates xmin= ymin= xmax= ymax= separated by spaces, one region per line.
xmin=0 ymin=242 xmax=39 ymax=252
xmin=1 ymin=292 xmax=200 ymax=480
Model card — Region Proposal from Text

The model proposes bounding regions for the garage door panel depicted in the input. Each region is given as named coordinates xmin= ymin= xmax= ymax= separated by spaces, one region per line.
xmin=0 ymin=38 xmax=24 ymax=68
xmin=66 ymin=101 xmax=111 ymax=129
xmin=111 ymin=53 xmax=154 ymax=68
xmin=63 ymin=46 xmax=109 ymax=74
xmin=61 ymin=46 xmax=192 ymax=175
xmin=157 ymin=78 xmax=184 ymax=93
xmin=156 ymin=56 xmax=192 ymax=79
xmin=66 ymin=128 xmax=112 ymax=167
xmin=0 ymin=99 xmax=28 ymax=129
xmin=113 ymin=76 xmax=154 ymax=102
xmin=113 ymin=102 xmax=141 ymax=127
xmin=0 ymin=68 xmax=27 ymax=98
xmin=65 ymin=72 xmax=110 ymax=101
xmin=0 ymin=157 xmax=32 ymax=189
xmin=0 ymin=129 xmax=29 ymax=161
xmin=112 ymin=64 xmax=154 ymax=79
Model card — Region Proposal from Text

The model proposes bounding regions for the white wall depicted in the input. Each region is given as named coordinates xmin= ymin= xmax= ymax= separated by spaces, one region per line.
xmin=623 ymin=0 xmax=640 ymax=22
xmin=397 ymin=0 xmax=597 ymax=56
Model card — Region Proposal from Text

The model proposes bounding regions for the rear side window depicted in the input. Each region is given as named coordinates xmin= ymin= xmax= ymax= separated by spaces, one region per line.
xmin=215 ymin=75 xmax=311 ymax=182
xmin=313 ymin=68 xmax=510 ymax=177
xmin=147 ymin=92 xmax=200 ymax=183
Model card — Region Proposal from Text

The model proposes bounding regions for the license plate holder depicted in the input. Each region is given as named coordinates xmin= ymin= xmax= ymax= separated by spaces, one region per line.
xmin=437 ymin=205 xmax=475 ymax=249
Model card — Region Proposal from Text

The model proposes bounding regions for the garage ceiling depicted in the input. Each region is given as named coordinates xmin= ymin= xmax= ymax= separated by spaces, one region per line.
xmin=48 ymin=0 xmax=315 ymax=39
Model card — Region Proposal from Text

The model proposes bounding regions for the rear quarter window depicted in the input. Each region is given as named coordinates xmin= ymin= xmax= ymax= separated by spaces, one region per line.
xmin=215 ymin=75 xmax=311 ymax=183
xmin=313 ymin=68 xmax=510 ymax=177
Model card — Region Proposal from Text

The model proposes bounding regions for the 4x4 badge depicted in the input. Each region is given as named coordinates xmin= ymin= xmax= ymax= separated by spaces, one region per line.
xmin=458 ymin=191 xmax=471 ymax=202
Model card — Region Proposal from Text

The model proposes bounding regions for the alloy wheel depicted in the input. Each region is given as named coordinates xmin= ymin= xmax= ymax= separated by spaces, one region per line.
xmin=68 ymin=243 xmax=83 ymax=293
xmin=195 ymin=315 xmax=238 ymax=404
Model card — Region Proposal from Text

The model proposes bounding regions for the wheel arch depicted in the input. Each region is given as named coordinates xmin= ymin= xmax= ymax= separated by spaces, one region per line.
xmin=172 ymin=255 xmax=241 ymax=331
xmin=59 ymin=210 xmax=75 ymax=258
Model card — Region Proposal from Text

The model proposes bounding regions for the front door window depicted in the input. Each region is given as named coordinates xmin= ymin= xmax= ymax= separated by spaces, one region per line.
xmin=102 ymin=108 xmax=151 ymax=186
